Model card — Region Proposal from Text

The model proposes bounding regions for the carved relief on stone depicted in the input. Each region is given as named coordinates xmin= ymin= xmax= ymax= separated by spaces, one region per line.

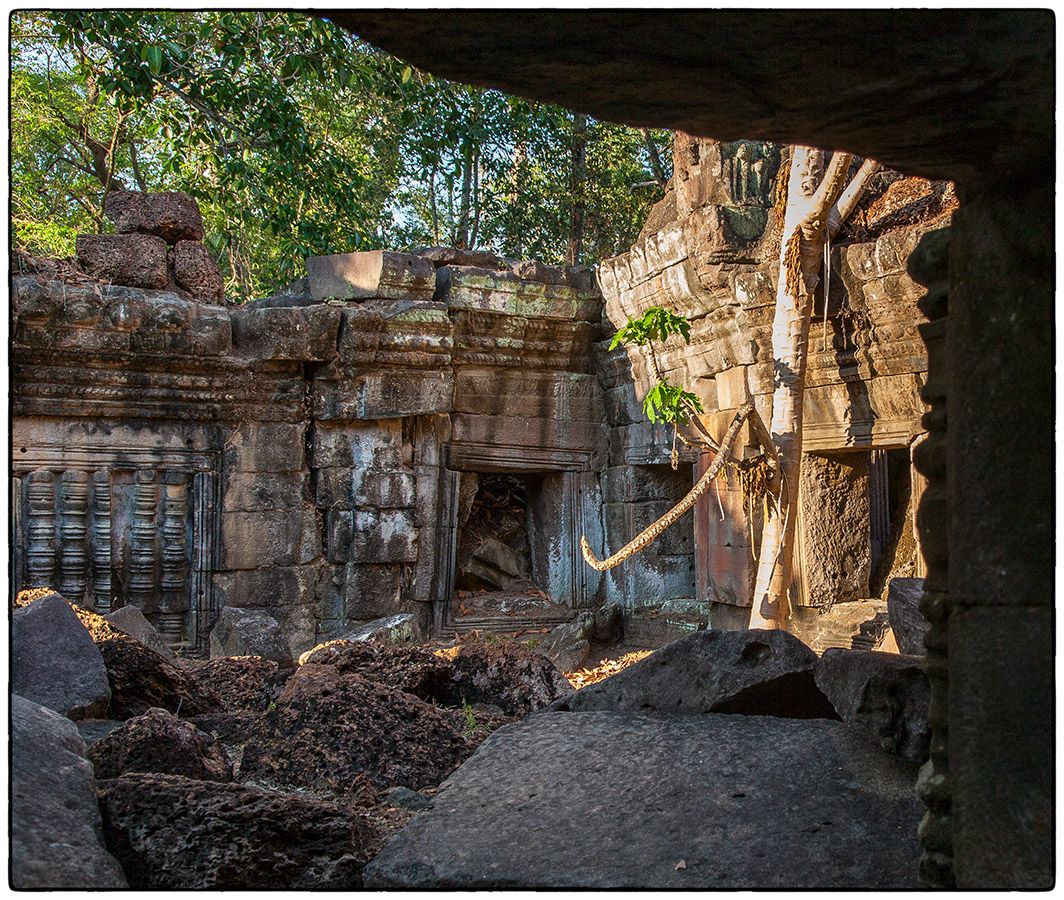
xmin=92 ymin=469 xmax=113 ymax=612
xmin=127 ymin=469 xmax=160 ymax=615
xmin=58 ymin=469 xmax=89 ymax=602
xmin=158 ymin=471 xmax=191 ymax=644
xmin=25 ymin=470 xmax=56 ymax=588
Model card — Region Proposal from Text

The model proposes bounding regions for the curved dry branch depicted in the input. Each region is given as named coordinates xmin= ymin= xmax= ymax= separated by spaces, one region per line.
xmin=829 ymin=158 xmax=880 ymax=238
xmin=803 ymin=151 xmax=854 ymax=233
xmin=581 ymin=400 xmax=755 ymax=571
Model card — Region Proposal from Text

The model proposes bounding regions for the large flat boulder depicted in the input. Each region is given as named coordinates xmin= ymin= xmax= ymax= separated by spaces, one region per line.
xmin=364 ymin=711 xmax=922 ymax=889
xmin=13 ymin=592 xmax=110 ymax=719
xmin=88 ymin=707 xmax=233 ymax=781
xmin=11 ymin=695 xmax=127 ymax=889
xmin=97 ymin=772 xmax=374 ymax=889
xmin=887 ymin=578 xmax=929 ymax=656
xmin=815 ymin=649 xmax=931 ymax=763
xmin=551 ymin=628 xmax=837 ymax=719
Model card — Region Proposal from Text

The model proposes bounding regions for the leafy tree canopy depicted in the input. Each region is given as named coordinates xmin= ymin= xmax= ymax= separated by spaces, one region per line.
xmin=11 ymin=11 xmax=671 ymax=298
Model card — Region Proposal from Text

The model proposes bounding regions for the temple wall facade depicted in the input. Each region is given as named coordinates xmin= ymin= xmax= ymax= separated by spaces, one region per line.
xmin=10 ymin=140 xmax=949 ymax=655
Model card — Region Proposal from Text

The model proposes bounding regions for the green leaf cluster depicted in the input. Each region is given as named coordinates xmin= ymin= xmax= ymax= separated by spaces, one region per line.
xmin=642 ymin=382 xmax=704 ymax=425
xmin=609 ymin=306 xmax=691 ymax=350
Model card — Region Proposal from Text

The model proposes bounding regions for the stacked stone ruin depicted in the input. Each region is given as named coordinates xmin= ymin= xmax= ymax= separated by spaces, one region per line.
xmin=76 ymin=190 xmax=224 ymax=303
xmin=11 ymin=142 xmax=946 ymax=661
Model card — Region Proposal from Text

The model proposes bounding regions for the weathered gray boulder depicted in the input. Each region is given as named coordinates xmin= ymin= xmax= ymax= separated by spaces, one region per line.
xmin=814 ymin=649 xmax=931 ymax=763
xmin=11 ymin=695 xmax=127 ymax=888
xmin=105 ymin=604 xmax=178 ymax=663
xmin=887 ymin=578 xmax=929 ymax=656
xmin=97 ymin=772 xmax=374 ymax=888
xmin=172 ymin=239 xmax=224 ymax=303
xmin=209 ymin=607 xmax=294 ymax=665
xmin=537 ymin=605 xmax=623 ymax=672
xmin=307 ymin=249 xmax=436 ymax=302
xmin=364 ymin=712 xmax=922 ymax=889
xmin=76 ymin=233 xmax=169 ymax=288
xmin=88 ymin=707 xmax=233 ymax=781
xmin=337 ymin=612 xmax=416 ymax=645
xmin=103 ymin=188 xmax=205 ymax=243
xmin=551 ymin=628 xmax=837 ymax=719
xmin=13 ymin=592 xmax=110 ymax=719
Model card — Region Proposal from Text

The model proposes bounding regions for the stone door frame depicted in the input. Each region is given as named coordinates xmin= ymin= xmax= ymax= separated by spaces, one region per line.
xmin=430 ymin=441 xmax=595 ymax=633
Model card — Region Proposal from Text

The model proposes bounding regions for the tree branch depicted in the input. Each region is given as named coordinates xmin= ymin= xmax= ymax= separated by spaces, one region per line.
xmin=802 ymin=151 xmax=854 ymax=232
xmin=829 ymin=158 xmax=880 ymax=238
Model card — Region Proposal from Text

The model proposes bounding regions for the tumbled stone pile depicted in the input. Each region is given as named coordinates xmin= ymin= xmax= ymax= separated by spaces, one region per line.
xmin=75 ymin=189 xmax=224 ymax=303
xmin=9 ymin=587 xmax=571 ymax=890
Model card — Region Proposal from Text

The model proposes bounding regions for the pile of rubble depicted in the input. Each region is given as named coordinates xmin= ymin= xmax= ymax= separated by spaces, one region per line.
xmin=10 ymin=588 xmax=572 ymax=890
xmin=23 ymin=189 xmax=226 ymax=304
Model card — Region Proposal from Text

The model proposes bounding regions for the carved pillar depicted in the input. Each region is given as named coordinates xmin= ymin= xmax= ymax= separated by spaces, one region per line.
xmin=127 ymin=469 xmax=159 ymax=614
xmin=908 ymin=226 xmax=953 ymax=887
xmin=25 ymin=470 xmax=56 ymax=588
xmin=158 ymin=471 xmax=190 ymax=645
xmin=91 ymin=470 xmax=113 ymax=612
xmin=58 ymin=469 xmax=89 ymax=603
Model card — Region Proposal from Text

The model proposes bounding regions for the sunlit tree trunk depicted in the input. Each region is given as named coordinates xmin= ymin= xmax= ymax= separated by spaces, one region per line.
xmin=748 ymin=147 xmax=858 ymax=628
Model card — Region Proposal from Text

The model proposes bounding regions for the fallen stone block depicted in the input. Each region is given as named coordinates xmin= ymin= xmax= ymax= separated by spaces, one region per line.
xmin=537 ymin=613 xmax=595 ymax=671
xmin=437 ymin=264 xmax=601 ymax=320
xmin=105 ymin=604 xmax=178 ymax=663
xmin=11 ymin=695 xmax=128 ymax=888
xmin=187 ymin=656 xmax=292 ymax=712
xmin=171 ymin=239 xmax=225 ymax=303
xmin=209 ymin=607 xmax=294 ymax=666
xmin=238 ymin=665 xmax=473 ymax=797
xmin=307 ymin=249 xmax=436 ymax=302
xmin=363 ymin=712 xmax=922 ymax=889
xmin=97 ymin=772 xmax=374 ymax=889
xmin=13 ymin=592 xmax=110 ymax=719
xmin=104 ymin=189 xmax=205 ymax=243
xmin=337 ymin=612 xmax=417 ymax=645
xmin=445 ymin=641 xmax=573 ymax=717
xmin=67 ymin=600 xmax=222 ymax=719
xmin=415 ymin=246 xmax=513 ymax=269
xmin=551 ymin=628 xmax=837 ymax=719
xmin=814 ymin=648 xmax=930 ymax=763
xmin=298 ymin=640 xmax=452 ymax=701
xmin=88 ymin=707 xmax=233 ymax=781
xmin=76 ymin=233 xmax=169 ymax=288
xmin=887 ymin=577 xmax=930 ymax=656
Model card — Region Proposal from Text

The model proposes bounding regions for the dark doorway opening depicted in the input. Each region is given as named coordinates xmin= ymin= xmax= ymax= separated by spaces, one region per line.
xmin=869 ymin=448 xmax=915 ymax=596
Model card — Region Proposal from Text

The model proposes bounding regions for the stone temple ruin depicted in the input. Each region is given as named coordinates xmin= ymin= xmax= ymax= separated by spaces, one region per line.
xmin=10 ymin=9 xmax=1053 ymax=891
xmin=12 ymin=137 xmax=949 ymax=659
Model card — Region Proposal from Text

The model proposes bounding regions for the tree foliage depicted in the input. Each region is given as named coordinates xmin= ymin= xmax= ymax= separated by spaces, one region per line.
xmin=11 ymin=11 xmax=671 ymax=298
xmin=610 ymin=306 xmax=703 ymax=425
